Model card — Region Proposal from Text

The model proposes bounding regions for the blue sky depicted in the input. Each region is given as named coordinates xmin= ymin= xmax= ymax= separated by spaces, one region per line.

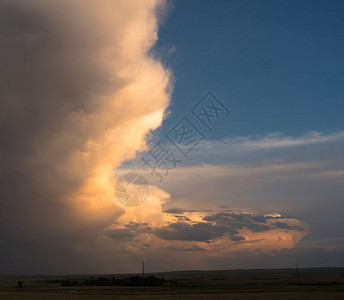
xmin=115 ymin=0 xmax=344 ymax=270
xmin=157 ymin=0 xmax=344 ymax=139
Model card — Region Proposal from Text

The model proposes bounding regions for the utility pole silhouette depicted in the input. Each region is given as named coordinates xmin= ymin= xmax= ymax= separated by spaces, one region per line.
xmin=295 ymin=262 xmax=300 ymax=284
xmin=142 ymin=260 xmax=145 ymax=288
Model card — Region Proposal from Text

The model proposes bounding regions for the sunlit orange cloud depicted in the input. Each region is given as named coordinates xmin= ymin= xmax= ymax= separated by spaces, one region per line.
xmin=110 ymin=178 xmax=308 ymax=257
xmin=116 ymin=185 xmax=172 ymax=227
xmin=56 ymin=0 xmax=172 ymax=219
xmin=113 ymin=158 xmax=310 ymax=256
xmin=201 ymin=224 xmax=308 ymax=256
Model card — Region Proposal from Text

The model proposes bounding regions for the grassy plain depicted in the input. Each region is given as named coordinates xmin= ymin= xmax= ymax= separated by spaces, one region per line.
xmin=1 ymin=268 xmax=344 ymax=299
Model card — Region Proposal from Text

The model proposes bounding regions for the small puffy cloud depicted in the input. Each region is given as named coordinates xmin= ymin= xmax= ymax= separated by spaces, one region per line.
xmin=106 ymin=209 xmax=307 ymax=250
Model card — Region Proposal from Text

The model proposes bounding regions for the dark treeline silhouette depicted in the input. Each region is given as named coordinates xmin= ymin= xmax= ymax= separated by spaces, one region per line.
xmin=58 ymin=275 xmax=177 ymax=287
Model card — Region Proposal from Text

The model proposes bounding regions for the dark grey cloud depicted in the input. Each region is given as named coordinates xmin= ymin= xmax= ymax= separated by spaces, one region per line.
xmin=0 ymin=0 xmax=121 ymax=274
xmin=160 ymin=245 xmax=206 ymax=252
xmin=106 ymin=221 xmax=230 ymax=243
xmin=106 ymin=211 xmax=306 ymax=244
xmin=153 ymin=222 xmax=236 ymax=243
xmin=163 ymin=208 xmax=213 ymax=214
xmin=106 ymin=218 xmax=239 ymax=243
xmin=203 ymin=212 xmax=271 ymax=233
xmin=173 ymin=215 xmax=192 ymax=222
xmin=106 ymin=222 xmax=151 ymax=242
xmin=203 ymin=212 xmax=307 ymax=233
xmin=272 ymin=222 xmax=306 ymax=231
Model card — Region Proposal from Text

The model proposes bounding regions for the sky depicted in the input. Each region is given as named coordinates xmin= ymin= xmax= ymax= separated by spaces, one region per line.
xmin=157 ymin=0 xmax=344 ymax=138
xmin=0 ymin=0 xmax=343 ymax=275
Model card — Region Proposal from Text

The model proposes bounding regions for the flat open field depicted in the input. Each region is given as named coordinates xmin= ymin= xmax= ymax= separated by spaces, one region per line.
xmin=1 ymin=268 xmax=344 ymax=299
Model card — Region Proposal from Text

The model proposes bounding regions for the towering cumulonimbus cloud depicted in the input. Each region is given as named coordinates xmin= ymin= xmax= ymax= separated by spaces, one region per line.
xmin=0 ymin=0 xmax=171 ymax=274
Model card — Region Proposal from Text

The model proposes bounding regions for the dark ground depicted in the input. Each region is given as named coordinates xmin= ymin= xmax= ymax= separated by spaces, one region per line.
xmin=1 ymin=267 xmax=344 ymax=299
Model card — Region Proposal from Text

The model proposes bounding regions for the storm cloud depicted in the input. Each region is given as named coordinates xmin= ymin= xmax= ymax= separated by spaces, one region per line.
xmin=0 ymin=0 xmax=171 ymax=274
